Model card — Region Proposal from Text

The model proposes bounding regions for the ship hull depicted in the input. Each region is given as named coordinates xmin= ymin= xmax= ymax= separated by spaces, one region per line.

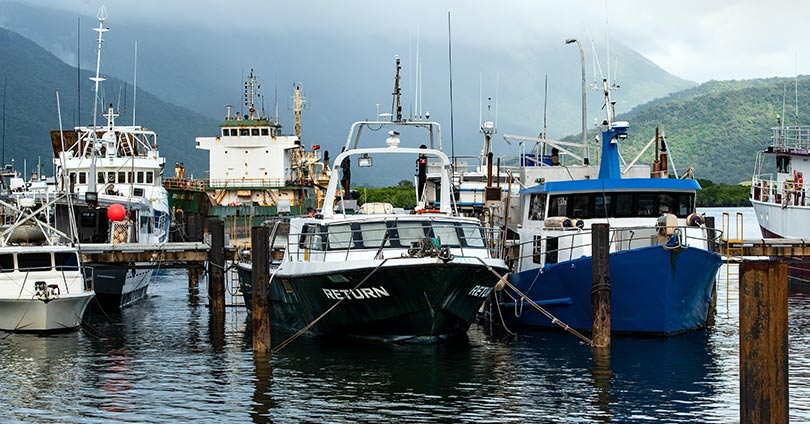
xmin=237 ymin=260 xmax=506 ymax=343
xmin=0 ymin=293 xmax=94 ymax=332
xmin=90 ymin=264 xmax=154 ymax=308
xmin=751 ymin=200 xmax=810 ymax=282
xmin=501 ymin=245 xmax=722 ymax=335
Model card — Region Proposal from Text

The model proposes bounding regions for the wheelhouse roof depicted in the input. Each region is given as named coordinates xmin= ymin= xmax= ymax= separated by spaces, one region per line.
xmin=520 ymin=177 xmax=701 ymax=195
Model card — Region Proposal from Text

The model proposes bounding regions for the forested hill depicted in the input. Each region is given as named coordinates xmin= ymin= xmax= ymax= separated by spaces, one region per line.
xmin=610 ymin=76 xmax=810 ymax=184
xmin=0 ymin=28 xmax=216 ymax=177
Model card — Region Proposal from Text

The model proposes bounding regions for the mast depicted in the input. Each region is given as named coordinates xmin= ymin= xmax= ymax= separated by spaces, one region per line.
xmin=244 ymin=69 xmax=259 ymax=120
xmin=292 ymin=82 xmax=308 ymax=139
xmin=88 ymin=6 xmax=109 ymax=195
xmin=392 ymin=56 xmax=402 ymax=122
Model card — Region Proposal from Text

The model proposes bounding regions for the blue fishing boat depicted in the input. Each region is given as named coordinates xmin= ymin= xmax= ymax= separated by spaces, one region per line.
xmin=498 ymin=79 xmax=722 ymax=335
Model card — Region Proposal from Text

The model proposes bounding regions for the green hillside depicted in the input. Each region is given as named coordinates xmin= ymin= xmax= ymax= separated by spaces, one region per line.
xmin=0 ymin=27 xmax=216 ymax=178
xmin=608 ymin=76 xmax=810 ymax=184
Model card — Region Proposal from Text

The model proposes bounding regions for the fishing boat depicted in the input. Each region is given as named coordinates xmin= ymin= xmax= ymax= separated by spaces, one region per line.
xmin=0 ymin=195 xmax=94 ymax=332
xmin=193 ymin=76 xmax=329 ymax=245
xmin=750 ymin=123 xmax=810 ymax=281
xmin=497 ymin=79 xmax=722 ymax=335
xmin=236 ymin=58 xmax=508 ymax=342
xmin=49 ymin=8 xmax=168 ymax=308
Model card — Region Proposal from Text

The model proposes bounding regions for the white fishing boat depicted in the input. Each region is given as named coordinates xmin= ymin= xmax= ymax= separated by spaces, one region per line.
xmin=235 ymin=58 xmax=509 ymax=342
xmin=0 ymin=196 xmax=94 ymax=332
xmin=750 ymin=124 xmax=810 ymax=281
xmin=49 ymin=7 xmax=168 ymax=307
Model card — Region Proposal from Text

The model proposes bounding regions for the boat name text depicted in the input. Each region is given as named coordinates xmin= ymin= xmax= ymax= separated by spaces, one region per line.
xmin=323 ymin=286 xmax=390 ymax=300
xmin=468 ymin=285 xmax=493 ymax=298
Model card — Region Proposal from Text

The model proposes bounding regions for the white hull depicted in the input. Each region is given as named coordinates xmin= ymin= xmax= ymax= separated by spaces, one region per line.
xmin=751 ymin=200 xmax=810 ymax=238
xmin=0 ymin=293 xmax=94 ymax=332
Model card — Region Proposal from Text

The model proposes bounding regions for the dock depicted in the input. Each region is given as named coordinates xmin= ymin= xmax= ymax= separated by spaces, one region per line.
xmin=718 ymin=237 xmax=810 ymax=257
xmin=79 ymin=242 xmax=210 ymax=268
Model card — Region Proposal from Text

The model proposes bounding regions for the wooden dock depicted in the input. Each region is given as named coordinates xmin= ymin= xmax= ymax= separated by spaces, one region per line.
xmin=718 ymin=238 xmax=810 ymax=258
xmin=79 ymin=242 xmax=210 ymax=268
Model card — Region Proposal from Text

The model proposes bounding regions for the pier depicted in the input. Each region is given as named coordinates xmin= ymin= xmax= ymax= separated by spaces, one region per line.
xmin=79 ymin=242 xmax=210 ymax=267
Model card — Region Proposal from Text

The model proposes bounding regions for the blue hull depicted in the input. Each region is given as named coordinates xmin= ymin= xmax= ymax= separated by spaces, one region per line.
xmin=500 ymin=245 xmax=722 ymax=335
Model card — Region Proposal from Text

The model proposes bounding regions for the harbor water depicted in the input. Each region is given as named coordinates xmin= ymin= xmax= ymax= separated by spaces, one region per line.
xmin=1 ymin=207 xmax=808 ymax=423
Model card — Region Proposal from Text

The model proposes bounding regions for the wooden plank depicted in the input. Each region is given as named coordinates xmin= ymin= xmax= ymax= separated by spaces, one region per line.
xmin=740 ymin=261 xmax=788 ymax=424
xmin=252 ymin=226 xmax=271 ymax=353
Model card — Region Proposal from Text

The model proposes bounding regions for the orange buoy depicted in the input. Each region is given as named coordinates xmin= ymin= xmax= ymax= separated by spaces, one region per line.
xmin=107 ymin=204 xmax=127 ymax=221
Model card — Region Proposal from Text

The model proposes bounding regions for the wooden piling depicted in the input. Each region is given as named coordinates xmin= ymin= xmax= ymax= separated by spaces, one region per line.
xmin=251 ymin=226 xmax=272 ymax=352
xmin=740 ymin=261 xmax=788 ymax=424
xmin=188 ymin=266 xmax=199 ymax=290
xmin=208 ymin=219 xmax=226 ymax=318
xmin=591 ymin=223 xmax=610 ymax=348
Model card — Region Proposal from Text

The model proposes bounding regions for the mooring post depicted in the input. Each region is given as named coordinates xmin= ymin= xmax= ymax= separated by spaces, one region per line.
xmin=251 ymin=226 xmax=272 ymax=352
xmin=208 ymin=218 xmax=226 ymax=318
xmin=591 ymin=223 xmax=610 ymax=348
xmin=188 ymin=265 xmax=199 ymax=290
xmin=740 ymin=261 xmax=788 ymax=424
xmin=704 ymin=215 xmax=718 ymax=327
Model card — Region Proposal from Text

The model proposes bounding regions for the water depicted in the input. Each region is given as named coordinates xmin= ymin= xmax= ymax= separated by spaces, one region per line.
xmin=1 ymin=207 xmax=808 ymax=423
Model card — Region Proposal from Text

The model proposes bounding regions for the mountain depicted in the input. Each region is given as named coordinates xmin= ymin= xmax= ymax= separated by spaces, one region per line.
xmin=0 ymin=27 xmax=216 ymax=177
xmin=0 ymin=2 xmax=696 ymax=186
xmin=604 ymin=77 xmax=810 ymax=184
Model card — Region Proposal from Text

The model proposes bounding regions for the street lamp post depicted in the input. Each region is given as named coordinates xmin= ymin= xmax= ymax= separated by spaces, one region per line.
xmin=566 ymin=38 xmax=589 ymax=165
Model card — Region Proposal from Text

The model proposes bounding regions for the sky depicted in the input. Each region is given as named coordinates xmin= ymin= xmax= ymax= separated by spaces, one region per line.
xmin=15 ymin=0 xmax=810 ymax=83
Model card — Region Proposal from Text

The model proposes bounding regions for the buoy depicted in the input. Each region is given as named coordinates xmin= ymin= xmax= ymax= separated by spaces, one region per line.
xmin=107 ymin=204 xmax=127 ymax=221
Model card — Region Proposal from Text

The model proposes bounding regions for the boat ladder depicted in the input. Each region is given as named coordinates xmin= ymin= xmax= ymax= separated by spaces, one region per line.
xmin=721 ymin=211 xmax=744 ymax=312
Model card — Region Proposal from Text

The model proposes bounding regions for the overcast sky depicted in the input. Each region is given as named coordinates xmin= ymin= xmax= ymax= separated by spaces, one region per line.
xmin=16 ymin=0 xmax=810 ymax=83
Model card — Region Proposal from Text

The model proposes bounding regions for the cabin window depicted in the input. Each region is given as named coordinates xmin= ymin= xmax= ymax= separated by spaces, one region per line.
xmin=261 ymin=128 xmax=269 ymax=136
xmin=127 ymin=172 xmax=134 ymax=183
xmin=358 ymin=222 xmax=390 ymax=248
xmin=137 ymin=172 xmax=144 ymax=183
xmin=461 ymin=224 xmax=486 ymax=247
xmin=0 ymin=254 xmax=14 ymax=272
xmin=222 ymin=129 xmax=229 ymax=137
xmin=529 ymin=194 xmax=546 ymax=220
xmin=432 ymin=222 xmax=461 ymax=247
xmin=656 ymin=194 xmax=677 ymax=215
xmin=678 ymin=194 xmax=693 ymax=216
xmin=69 ymin=172 xmax=77 ymax=184
xmin=54 ymin=252 xmax=79 ymax=271
xmin=614 ymin=194 xmax=634 ymax=217
xmin=549 ymin=196 xmax=568 ymax=217
xmin=545 ymin=237 xmax=559 ymax=264
xmin=240 ymin=128 xmax=250 ymax=136
xmin=80 ymin=211 xmax=96 ymax=228
xmin=78 ymin=172 xmax=87 ymax=184
xmin=396 ymin=222 xmax=427 ymax=246
xmin=327 ymin=224 xmax=353 ymax=249
xmin=108 ymin=172 xmax=115 ymax=183
xmin=118 ymin=172 xmax=126 ymax=184
xmin=251 ymin=128 xmax=260 ymax=136
xmin=637 ymin=194 xmax=656 ymax=217
xmin=141 ymin=216 xmax=152 ymax=234
xmin=230 ymin=129 xmax=237 ymax=136
xmin=146 ymin=172 xmax=154 ymax=184
xmin=569 ymin=195 xmax=590 ymax=218
xmin=18 ymin=253 xmax=52 ymax=271
xmin=594 ymin=194 xmax=611 ymax=218
xmin=97 ymin=172 xmax=105 ymax=183
xmin=299 ymin=224 xmax=325 ymax=251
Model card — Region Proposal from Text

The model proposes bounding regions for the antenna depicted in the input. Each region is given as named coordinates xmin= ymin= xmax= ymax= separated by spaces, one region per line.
xmin=795 ymin=53 xmax=799 ymax=126
xmin=2 ymin=75 xmax=5 ymax=167
xmin=447 ymin=11 xmax=456 ymax=166
xmin=495 ymin=73 xmax=500 ymax=129
xmin=478 ymin=73 xmax=483 ymax=129
xmin=77 ymin=16 xmax=81 ymax=126
xmin=290 ymin=82 xmax=309 ymax=139
xmin=390 ymin=56 xmax=402 ymax=122
xmin=132 ymin=41 xmax=137 ymax=125
xmin=415 ymin=28 xmax=420 ymax=119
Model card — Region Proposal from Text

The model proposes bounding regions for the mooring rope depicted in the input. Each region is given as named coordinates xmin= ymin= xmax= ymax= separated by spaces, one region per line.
xmin=474 ymin=257 xmax=594 ymax=346
xmin=273 ymin=258 xmax=391 ymax=352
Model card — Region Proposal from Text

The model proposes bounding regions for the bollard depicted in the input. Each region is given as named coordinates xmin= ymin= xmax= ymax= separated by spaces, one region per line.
xmin=740 ymin=261 xmax=788 ymax=424
xmin=208 ymin=219 xmax=225 ymax=319
xmin=252 ymin=226 xmax=272 ymax=352
xmin=591 ymin=223 xmax=610 ymax=348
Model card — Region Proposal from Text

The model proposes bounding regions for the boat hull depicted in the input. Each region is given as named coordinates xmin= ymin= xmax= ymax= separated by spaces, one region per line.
xmin=0 ymin=293 xmax=94 ymax=332
xmin=752 ymin=200 xmax=810 ymax=282
xmin=90 ymin=264 xmax=153 ymax=308
xmin=237 ymin=259 xmax=506 ymax=343
xmin=501 ymin=245 xmax=722 ymax=335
